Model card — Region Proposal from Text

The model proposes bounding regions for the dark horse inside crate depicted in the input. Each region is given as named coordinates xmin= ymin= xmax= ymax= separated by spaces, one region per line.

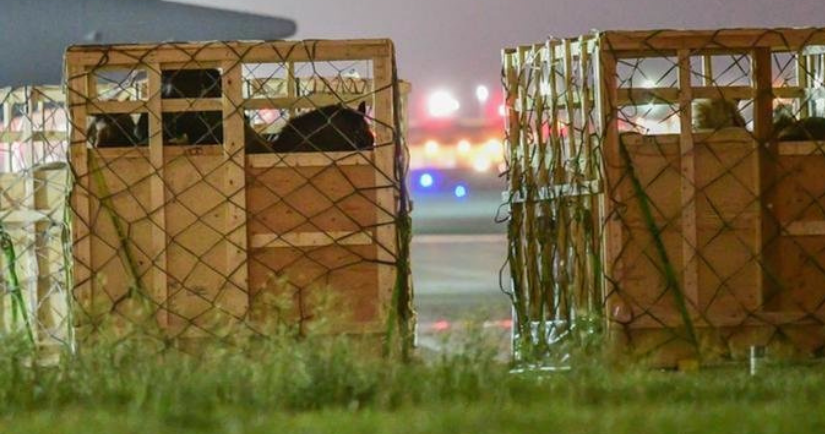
xmin=88 ymin=69 xmax=375 ymax=153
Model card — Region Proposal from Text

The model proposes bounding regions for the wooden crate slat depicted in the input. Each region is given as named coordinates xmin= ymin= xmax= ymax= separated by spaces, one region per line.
xmin=250 ymin=231 xmax=373 ymax=249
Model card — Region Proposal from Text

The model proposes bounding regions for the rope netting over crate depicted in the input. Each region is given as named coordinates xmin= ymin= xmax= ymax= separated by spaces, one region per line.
xmin=64 ymin=39 xmax=414 ymax=356
xmin=0 ymin=86 xmax=72 ymax=351
xmin=503 ymin=28 xmax=825 ymax=368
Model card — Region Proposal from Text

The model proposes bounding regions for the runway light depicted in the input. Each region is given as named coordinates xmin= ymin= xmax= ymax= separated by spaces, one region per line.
xmin=457 ymin=139 xmax=471 ymax=154
xmin=432 ymin=320 xmax=451 ymax=332
xmin=473 ymin=156 xmax=492 ymax=172
xmin=424 ymin=140 xmax=440 ymax=156
xmin=476 ymin=85 xmax=490 ymax=103
xmin=419 ymin=173 xmax=434 ymax=188
xmin=454 ymin=184 xmax=468 ymax=198
xmin=485 ymin=139 xmax=504 ymax=155
xmin=428 ymin=90 xmax=460 ymax=118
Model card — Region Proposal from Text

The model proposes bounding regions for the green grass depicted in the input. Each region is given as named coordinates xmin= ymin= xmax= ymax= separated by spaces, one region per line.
xmin=1 ymin=332 xmax=824 ymax=433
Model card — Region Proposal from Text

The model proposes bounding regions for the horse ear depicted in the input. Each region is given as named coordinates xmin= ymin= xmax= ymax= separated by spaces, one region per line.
xmin=357 ymin=101 xmax=367 ymax=114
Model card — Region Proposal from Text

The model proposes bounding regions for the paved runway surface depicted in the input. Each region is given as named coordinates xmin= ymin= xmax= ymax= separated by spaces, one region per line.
xmin=409 ymin=173 xmax=513 ymax=354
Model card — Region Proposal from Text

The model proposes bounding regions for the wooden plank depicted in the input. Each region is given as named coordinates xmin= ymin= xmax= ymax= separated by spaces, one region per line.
xmin=785 ymin=220 xmax=825 ymax=236
xmin=602 ymin=28 xmax=825 ymax=52
xmin=0 ymin=210 xmax=51 ymax=224
xmin=596 ymin=45 xmax=626 ymax=326
xmin=250 ymin=231 xmax=373 ymax=249
xmin=573 ymin=37 xmax=596 ymax=312
xmin=221 ymin=59 xmax=250 ymax=320
xmin=801 ymin=45 xmax=825 ymax=56
xmin=162 ymin=99 xmax=223 ymax=113
xmin=247 ymin=77 xmax=411 ymax=98
xmin=93 ymin=145 xmax=240 ymax=159
xmin=30 ymin=86 xmax=64 ymax=103
xmin=533 ymin=41 xmax=554 ymax=319
xmin=247 ymin=151 xmax=373 ymax=168
xmin=753 ymin=47 xmax=779 ymax=311
xmin=286 ymin=61 xmax=297 ymax=119
xmin=86 ymin=100 xmax=146 ymax=115
xmin=146 ymin=64 xmax=169 ymax=328
xmin=518 ymin=45 xmax=543 ymax=320
xmin=1 ymin=95 xmax=11 ymax=172
xmin=702 ymin=54 xmax=713 ymax=86
xmin=507 ymin=180 xmax=603 ymax=203
xmin=371 ymin=51 xmax=397 ymax=325
xmin=0 ymin=132 xmax=66 ymax=143
xmin=797 ymin=52 xmax=811 ymax=118
xmin=579 ymin=38 xmax=595 ymax=179
xmin=618 ymin=129 xmax=757 ymax=145
xmin=244 ymin=95 xmax=373 ymax=111
xmin=616 ymin=86 xmax=754 ymax=106
xmin=65 ymin=39 xmax=394 ymax=67
xmin=616 ymin=87 xmax=679 ymax=105
xmin=66 ymin=65 xmax=93 ymax=328
xmin=97 ymin=145 xmax=374 ymax=169
xmin=623 ymin=309 xmax=825 ymax=329
xmin=678 ymin=50 xmax=699 ymax=307
xmin=778 ymin=141 xmax=825 ymax=155
xmin=562 ymin=40 xmax=578 ymax=180
xmin=87 ymin=99 xmax=226 ymax=114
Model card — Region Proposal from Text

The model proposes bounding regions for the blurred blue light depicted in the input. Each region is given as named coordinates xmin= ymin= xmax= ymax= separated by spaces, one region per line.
xmin=419 ymin=173 xmax=434 ymax=188
xmin=454 ymin=185 xmax=468 ymax=198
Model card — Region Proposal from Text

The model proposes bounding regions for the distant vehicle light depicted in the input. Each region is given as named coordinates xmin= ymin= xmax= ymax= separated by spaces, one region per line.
xmin=476 ymin=85 xmax=490 ymax=103
xmin=432 ymin=320 xmax=451 ymax=332
xmin=419 ymin=173 xmax=434 ymax=188
xmin=485 ymin=139 xmax=503 ymax=154
xmin=424 ymin=140 xmax=440 ymax=156
xmin=428 ymin=90 xmax=460 ymax=118
xmin=473 ymin=157 xmax=491 ymax=172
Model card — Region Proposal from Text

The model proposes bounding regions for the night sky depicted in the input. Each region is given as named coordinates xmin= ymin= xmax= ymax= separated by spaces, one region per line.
xmin=177 ymin=0 xmax=825 ymax=118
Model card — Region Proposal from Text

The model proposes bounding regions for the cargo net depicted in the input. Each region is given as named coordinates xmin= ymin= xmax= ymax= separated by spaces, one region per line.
xmin=502 ymin=29 xmax=825 ymax=368
xmin=0 ymin=86 xmax=72 ymax=352
xmin=65 ymin=40 xmax=414 ymax=356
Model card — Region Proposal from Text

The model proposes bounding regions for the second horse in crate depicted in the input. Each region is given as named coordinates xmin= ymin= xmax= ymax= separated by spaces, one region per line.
xmin=247 ymin=101 xmax=375 ymax=154
xmin=773 ymin=104 xmax=825 ymax=141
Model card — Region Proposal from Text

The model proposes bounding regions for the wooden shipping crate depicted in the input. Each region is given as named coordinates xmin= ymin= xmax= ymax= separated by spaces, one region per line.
xmin=64 ymin=39 xmax=412 ymax=343
xmin=0 ymin=85 xmax=71 ymax=350
xmin=503 ymin=28 xmax=825 ymax=367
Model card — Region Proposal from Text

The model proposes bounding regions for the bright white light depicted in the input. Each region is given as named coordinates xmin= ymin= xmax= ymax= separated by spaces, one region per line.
xmin=498 ymin=104 xmax=506 ymax=117
xmin=457 ymin=140 xmax=471 ymax=154
xmin=454 ymin=185 xmax=468 ymax=198
xmin=485 ymin=139 xmax=503 ymax=155
xmin=424 ymin=140 xmax=440 ymax=156
xmin=428 ymin=90 xmax=460 ymax=118
xmin=640 ymin=79 xmax=656 ymax=88
xmin=476 ymin=85 xmax=490 ymax=103
xmin=473 ymin=156 xmax=492 ymax=172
